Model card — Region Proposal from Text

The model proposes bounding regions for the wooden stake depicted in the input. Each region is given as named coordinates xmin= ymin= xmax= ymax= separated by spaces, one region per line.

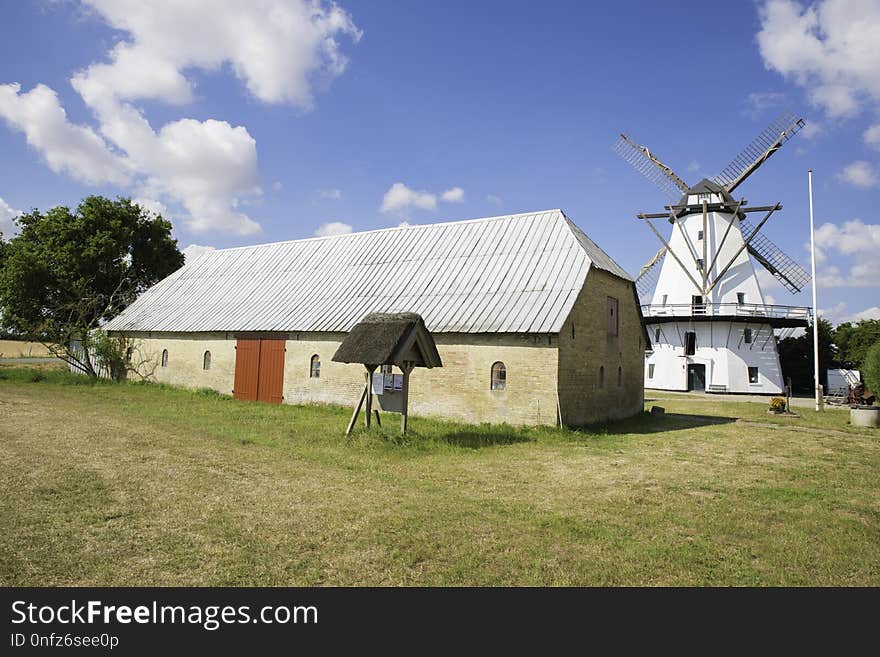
xmin=346 ymin=384 xmax=367 ymax=435
xmin=400 ymin=362 xmax=413 ymax=434
xmin=364 ymin=365 xmax=376 ymax=428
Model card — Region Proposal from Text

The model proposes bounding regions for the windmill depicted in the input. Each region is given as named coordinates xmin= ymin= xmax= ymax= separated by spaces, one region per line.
xmin=614 ymin=112 xmax=811 ymax=394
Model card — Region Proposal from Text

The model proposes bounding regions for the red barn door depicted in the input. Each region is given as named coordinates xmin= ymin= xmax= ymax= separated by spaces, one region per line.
xmin=234 ymin=337 xmax=285 ymax=403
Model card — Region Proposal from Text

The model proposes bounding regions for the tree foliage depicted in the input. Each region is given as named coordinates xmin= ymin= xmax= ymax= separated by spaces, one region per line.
xmin=834 ymin=320 xmax=880 ymax=370
xmin=0 ymin=196 xmax=183 ymax=375
xmin=863 ymin=342 xmax=880 ymax=399
xmin=777 ymin=317 xmax=836 ymax=393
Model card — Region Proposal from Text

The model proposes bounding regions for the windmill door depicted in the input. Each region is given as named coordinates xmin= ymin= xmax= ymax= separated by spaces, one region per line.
xmin=687 ymin=364 xmax=706 ymax=392
xmin=233 ymin=337 xmax=286 ymax=403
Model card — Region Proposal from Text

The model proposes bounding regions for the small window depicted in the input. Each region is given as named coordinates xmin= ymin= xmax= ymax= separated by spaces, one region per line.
xmin=743 ymin=328 xmax=752 ymax=344
xmin=692 ymin=295 xmax=705 ymax=314
xmin=648 ymin=364 xmax=655 ymax=379
xmin=696 ymin=258 xmax=704 ymax=271
xmin=748 ymin=366 xmax=759 ymax=384
xmin=310 ymin=355 xmax=321 ymax=379
xmin=661 ymin=294 xmax=668 ymax=306
xmin=684 ymin=331 xmax=696 ymax=356
xmin=161 ymin=349 xmax=168 ymax=368
xmin=737 ymin=292 xmax=746 ymax=305
xmin=606 ymin=296 xmax=619 ymax=336
xmin=491 ymin=362 xmax=506 ymax=391
xmin=617 ymin=366 xmax=622 ymax=387
xmin=203 ymin=350 xmax=211 ymax=370
xmin=125 ymin=347 xmax=133 ymax=363
xmin=654 ymin=328 xmax=661 ymax=343
xmin=697 ymin=230 xmax=704 ymax=240
xmin=599 ymin=365 xmax=605 ymax=388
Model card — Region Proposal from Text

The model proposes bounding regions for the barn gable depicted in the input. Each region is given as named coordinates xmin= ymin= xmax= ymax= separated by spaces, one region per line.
xmin=105 ymin=209 xmax=631 ymax=335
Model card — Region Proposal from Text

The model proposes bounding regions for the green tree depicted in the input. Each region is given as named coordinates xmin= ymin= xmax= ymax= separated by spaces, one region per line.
xmin=777 ymin=317 xmax=836 ymax=393
xmin=863 ymin=343 xmax=880 ymax=400
xmin=834 ymin=319 xmax=880 ymax=369
xmin=0 ymin=196 xmax=183 ymax=376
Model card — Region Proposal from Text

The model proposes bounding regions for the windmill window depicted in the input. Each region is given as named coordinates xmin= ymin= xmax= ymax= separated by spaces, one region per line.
xmin=737 ymin=292 xmax=746 ymax=305
xmin=606 ymin=297 xmax=619 ymax=336
xmin=748 ymin=366 xmax=759 ymax=384
xmin=310 ymin=355 xmax=321 ymax=378
xmin=684 ymin=332 xmax=696 ymax=356
xmin=692 ymin=295 xmax=705 ymax=314
xmin=161 ymin=349 xmax=168 ymax=368
xmin=744 ymin=328 xmax=753 ymax=344
xmin=491 ymin=362 xmax=506 ymax=391
xmin=648 ymin=364 xmax=655 ymax=379
xmin=203 ymin=350 xmax=211 ymax=370
xmin=599 ymin=365 xmax=605 ymax=388
xmin=697 ymin=230 xmax=704 ymax=240
xmin=661 ymin=294 xmax=668 ymax=306
xmin=696 ymin=258 xmax=705 ymax=271
xmin=654 ymin=328 xmax=661 ymax=342
xmin=617 ymin=366 xmax=622 ymax=387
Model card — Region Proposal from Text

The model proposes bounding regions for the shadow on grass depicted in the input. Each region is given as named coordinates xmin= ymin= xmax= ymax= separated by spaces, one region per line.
xmin=575 ymin=411 xmax=738 ymax=436
xmin=439 ymin=431 xmax=533 ymax=449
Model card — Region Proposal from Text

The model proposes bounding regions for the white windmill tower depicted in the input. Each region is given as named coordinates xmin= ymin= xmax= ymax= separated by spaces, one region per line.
xmin=613 ymin=113 xmax=812 ymax=394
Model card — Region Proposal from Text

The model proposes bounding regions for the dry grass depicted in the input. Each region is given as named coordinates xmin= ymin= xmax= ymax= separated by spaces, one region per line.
xmin=1 ymin=367 xmax=878 ymax=586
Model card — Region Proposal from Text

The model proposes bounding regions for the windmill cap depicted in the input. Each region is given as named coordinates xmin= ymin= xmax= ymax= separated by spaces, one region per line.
xmin=678 ymin=178 xmax=736 ymax=206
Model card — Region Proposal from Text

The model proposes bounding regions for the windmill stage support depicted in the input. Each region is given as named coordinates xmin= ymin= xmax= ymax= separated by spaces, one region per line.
xmin=705 ymin=198 xmax=744 ymax=275
xmin=641 ymin=217 xmax=704 ymax=294
xmin=704 ymin=203 xmax=780 ymax=295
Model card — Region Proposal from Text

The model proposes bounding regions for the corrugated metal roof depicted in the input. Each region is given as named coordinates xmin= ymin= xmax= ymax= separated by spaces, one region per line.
xmin=105 ymin=209 xmax=633 ymax=334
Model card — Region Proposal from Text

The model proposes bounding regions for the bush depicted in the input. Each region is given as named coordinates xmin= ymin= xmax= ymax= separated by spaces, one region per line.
xmin=769 ymin=397 xmax=786 ymax=412
xmin=863 ymin=342 xmax=880 ymax=401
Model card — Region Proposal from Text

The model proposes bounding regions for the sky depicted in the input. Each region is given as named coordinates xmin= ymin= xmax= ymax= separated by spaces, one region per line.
xmin=0 ymin=0 xmax=878 ymax=325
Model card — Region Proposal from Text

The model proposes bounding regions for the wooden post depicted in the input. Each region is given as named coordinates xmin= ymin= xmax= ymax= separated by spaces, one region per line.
xmin=345 ymin=384 xmax=368 ymax=436
xmin=364 ymin=365 xmax=376 ymax=428
xmin=400 ymin=362 xmax=413 ymax=434
xmin=373 ymin=409 xmax=381 ymax=426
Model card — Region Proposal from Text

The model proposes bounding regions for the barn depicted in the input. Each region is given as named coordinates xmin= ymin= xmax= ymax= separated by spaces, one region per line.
xmin=104 ymin=209 xmax=647 ymax=426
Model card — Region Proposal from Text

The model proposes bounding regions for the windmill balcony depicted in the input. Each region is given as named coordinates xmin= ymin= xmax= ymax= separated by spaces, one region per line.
xmin=641 ymin=302 xmax=811 ymax=328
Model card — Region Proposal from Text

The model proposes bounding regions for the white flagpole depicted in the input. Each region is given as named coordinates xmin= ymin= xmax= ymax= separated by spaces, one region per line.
xmin=808 ymin=169 xmax=821 ymax=411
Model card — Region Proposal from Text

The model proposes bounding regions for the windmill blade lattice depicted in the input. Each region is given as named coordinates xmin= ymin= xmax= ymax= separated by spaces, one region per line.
xmin=613 ymin=134 xmax=689 ymax=200
xmin=740 ymin=217 xmax=811 ymax=294
xmin=634 ymin=246 xmax=666 ymax=297
xmin=711 ymin=112 xmax=805 ymax=192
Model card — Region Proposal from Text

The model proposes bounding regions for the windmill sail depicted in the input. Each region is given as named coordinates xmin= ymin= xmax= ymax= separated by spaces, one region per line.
xmin=711 ymin=112 xmax=805 ymax=193
xmin=613 ymin=134 xmax=689 ymax=199
xmin=635 ymin=246 xmax=666 ymax=296
xmin=740 ymin=217 xmax=810 ymax=293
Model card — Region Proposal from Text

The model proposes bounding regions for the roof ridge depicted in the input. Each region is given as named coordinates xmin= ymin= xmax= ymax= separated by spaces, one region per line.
xmin=204 ymin=209 xmax=564 ymax=254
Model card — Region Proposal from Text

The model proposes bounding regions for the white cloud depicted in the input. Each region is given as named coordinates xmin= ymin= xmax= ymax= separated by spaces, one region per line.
xmin=0 ymin=1 xmax=361 ymax=237
xmin=744 ymin=91 xmax=786 ymax=118
xmin=380 ymin=182 xmax=465 ymax=214
xmin=486 ymin=194 xmax=503 ymax=206
xmin=317 ymin=188 xmax=342 ymax=200
xmin=800 ymin=119 xmax=823 ymax=139
xmin=272 ymin=181 xmax=283 ymax=192
xmin=756 ymin=266 xmax=785 ymax=291
xmin=864 ymin=124 xmax=880 ymax=150
xmin=756 ymin=0 xmax=880 ymax=118
xmin=76 ymin=0 xmax=361 ymax=108
xmin=181 ymin=243 xmax=216 ymax=263
xmin=687 ymin=160 xmax=700 ymax=173
xmin=818 ymin=302 xmax=880 ymax=325
xmin=314 ymin=221 xmax=352 ymax=237
xmin=440 ymin=187 xmax=464 ymax=203
xmin=813 ymin=218 xmax=880 ymax=287
xmin=133 ymin=197 xmax=168 ymax=218
xmin=0 ymin=83 xmax=129 ymax=185
xmin=837 ymin=161 xmax=879 ymax=188
xmin=0 ymin=196 xmax=20 ymax=237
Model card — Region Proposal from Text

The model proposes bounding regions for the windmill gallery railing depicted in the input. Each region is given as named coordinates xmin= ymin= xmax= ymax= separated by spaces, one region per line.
xmin=641 ymin=302 xmax=811 ymax=324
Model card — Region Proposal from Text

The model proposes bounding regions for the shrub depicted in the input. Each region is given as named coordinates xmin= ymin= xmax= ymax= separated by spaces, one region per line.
xmin=769 ymin=397 xmax=786 ymax=412
xmin=863 ymin=342 xmax=880 ymax=402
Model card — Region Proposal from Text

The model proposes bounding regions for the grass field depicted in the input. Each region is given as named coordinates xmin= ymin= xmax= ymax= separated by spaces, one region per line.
xmin=1 ymin=365 xmax=878 ymax=586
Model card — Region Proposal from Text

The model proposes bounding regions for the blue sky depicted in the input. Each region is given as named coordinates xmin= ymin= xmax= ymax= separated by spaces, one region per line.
xmin=0 ymin=0 xmax=878 ymax=324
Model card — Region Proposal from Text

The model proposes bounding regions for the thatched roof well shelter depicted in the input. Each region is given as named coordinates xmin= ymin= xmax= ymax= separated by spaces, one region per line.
xmin=332 ymin=312 xmax=441 ymax=369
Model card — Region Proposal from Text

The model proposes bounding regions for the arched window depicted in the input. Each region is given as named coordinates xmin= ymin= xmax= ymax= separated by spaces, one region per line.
xmin=125 ymin=347 xmax=133 ymax=363
xmin=310 ymin=354 xmax=321 ymax=378
xmin=617 ymin=366 xmax=622 ymax=387
xmin=490 ymin=361 xmax=506 ymax=391
xmin=599 ymin=365 xmax=604 ymax=388
xmin=161 ymin=349 xmax=168 ymax=368
xmin=203 ymin=350 xmax=211 ymax=370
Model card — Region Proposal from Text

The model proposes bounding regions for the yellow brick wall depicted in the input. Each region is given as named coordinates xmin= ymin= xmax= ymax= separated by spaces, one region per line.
xmin=125 ymin=331 xmax=559 ymax=426
xmin=0 ymin=340 xmax=54 ymax=358
xmin=556 ymin=269 xmax=645 ymax=425
xmin=121 ymin=332 xmax=237 ymax=394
